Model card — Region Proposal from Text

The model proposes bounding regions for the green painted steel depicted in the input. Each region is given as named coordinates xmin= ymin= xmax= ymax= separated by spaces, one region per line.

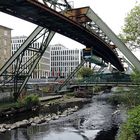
xmin=86 ymin=8 xmax=140 ymax=71
xmin=88 ymin=55 xmax=107 ymax=67
xmin=74 ymin=73 xmax=132 ymax=84
xmin=83 ymin=48 xmax=107 ymax=67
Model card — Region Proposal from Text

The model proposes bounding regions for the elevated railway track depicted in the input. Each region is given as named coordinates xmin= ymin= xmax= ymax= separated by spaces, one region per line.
xmin=0 ymin=0 xmax=123 ymax=71
xmin=0 ymin=0 xmax=140 ymax=97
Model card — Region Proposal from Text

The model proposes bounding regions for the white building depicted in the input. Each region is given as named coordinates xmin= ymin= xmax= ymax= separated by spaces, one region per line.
xmin=11 ymin=36 xmax=50 ymax=79
xmin=50 ymin=44 xmax=82 ymax=77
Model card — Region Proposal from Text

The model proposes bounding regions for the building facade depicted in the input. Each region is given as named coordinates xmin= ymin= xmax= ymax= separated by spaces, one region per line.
xmin=50 ymin=44 xmax=82 ymax=77
xmin=11 ymin=36 xmax=50 ymax=79
xmin=0 ymin=25 xmax=12 ymax=69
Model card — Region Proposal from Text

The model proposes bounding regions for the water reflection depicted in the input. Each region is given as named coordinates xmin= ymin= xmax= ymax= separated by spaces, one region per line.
xmin=0 ymin=94 xmax=122 ymax=140
xmin=0 ymin=126 xmax=90 ymax=140
xmin=30 ymin=127 xmax=85 ymax=140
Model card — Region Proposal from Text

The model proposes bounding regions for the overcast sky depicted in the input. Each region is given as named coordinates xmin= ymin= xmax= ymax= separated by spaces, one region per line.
xmin=0 ymin=0 xmax=139 ymax=49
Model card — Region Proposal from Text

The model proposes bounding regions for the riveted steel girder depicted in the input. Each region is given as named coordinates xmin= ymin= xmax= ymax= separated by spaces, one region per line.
xmin=0 ymin=26 xmax=55 ymax=99
xmin=0 ymin=0 xmax=124 ymax=71
xmin=84 ymin=7 xmax=140 ymax=71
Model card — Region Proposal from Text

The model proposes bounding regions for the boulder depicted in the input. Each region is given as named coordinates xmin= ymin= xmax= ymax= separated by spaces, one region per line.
xmin=0 ymin=128 xmax=6 ymax=133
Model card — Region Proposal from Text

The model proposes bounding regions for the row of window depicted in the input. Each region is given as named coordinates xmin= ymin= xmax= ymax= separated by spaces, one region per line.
xmin=51 ymin=56 xmax=79 ymax=61
xmin=50 ymin=44 xmax=67 ymax=50
xmin=51 ymin=61 xmax=79 ymax=67
xmin=51 ymin=66 xmax=76 ymax=72
xmin=12 ymin=38 xmax=26 ymax=43
xmin=51 ymin=50 xmax=80 ymax=55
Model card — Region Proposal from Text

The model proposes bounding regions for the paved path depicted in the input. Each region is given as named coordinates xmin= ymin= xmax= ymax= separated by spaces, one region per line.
xmin=39 ymin=95 xmax=62 ymax=102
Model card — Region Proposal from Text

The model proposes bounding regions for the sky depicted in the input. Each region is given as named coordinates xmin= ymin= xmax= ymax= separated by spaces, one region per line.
xmin=0 ymin=0 xmax=139 ymax=49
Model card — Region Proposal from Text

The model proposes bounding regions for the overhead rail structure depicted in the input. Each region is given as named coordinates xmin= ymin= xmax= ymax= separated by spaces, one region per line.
xmin=0 ymin=0 xmax=124 ymax=71
xmin=0 ymin=0 xmax=139 ymax=95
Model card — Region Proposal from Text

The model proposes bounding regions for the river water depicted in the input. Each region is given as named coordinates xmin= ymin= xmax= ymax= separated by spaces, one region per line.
xmin=0 ymin=93 xmax=125 ymax=140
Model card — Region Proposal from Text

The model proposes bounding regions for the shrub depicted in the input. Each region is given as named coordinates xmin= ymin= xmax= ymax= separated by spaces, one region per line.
xmin=93 ymin=85 xmax=102 ymax=93
xmin=118 ymin=105 xmax=140 ymax=140
xmin=23 ymin=94 xmax=40 ymax=109
xmin=66 ymin=92 xmax=75 ymax=97
xmin=127 ymin=106 xmax=140 ymax=136
xmin=108 ymin=90 xmax=140 ymax=107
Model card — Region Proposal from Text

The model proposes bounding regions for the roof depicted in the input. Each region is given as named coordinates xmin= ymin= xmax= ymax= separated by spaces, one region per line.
xmin=0 ymin=25 xmax=12 ymax=30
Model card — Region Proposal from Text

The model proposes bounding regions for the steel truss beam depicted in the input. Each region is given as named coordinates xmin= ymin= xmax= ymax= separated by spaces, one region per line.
xmin=0 ymin=0 xmax=70 ymax=99
xmin=0 ymin=1 xmax=124 ymax=71
xmin=0 ymin=26 xmax=55 ymax=99
xmin=55 ymin=60 xmax=85 ymax=92
xmin=85 ymin=8 xmax=140 ymax=71
xmin=65 ymin=7 xmax=140 ymax=70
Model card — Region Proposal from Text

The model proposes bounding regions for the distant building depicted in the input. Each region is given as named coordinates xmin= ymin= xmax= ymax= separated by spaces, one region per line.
xmin=0 ymin=25 xmax=12 ymax=69
xmin=11 ymin=36 xmax=50 ymax=79
xmin=50 ymin=44 xmax=82 ymax=77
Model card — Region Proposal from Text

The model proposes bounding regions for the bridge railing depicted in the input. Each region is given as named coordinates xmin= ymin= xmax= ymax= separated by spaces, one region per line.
xmin=70 ymin=73 xmax=132 ymax=85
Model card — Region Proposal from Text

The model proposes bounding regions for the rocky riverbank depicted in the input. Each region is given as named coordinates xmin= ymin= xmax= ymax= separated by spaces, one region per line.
xmin=0 ymin=95 xmax=91 ymax=133
xmin=0 ymin=105 xmax=79 ymax=133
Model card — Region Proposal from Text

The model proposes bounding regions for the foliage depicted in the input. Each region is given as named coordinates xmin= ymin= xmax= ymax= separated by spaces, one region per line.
xmin=77 ymin=67 xmax=93 ymax=78
xmin=128 ymin=106 xmax=140 ymax=136
xmin=16 ymin=94 xmax=40 ymax=109
xmin=66 ymin=92 xmax=75 ymax=97
xmin=23 ymin=94 xmax=40 ymax=109
xmin=119 ymin=4 xmax=140 ymax=50
xmin=131 ymin=69 xmax=140 ymax=84
xmin=116 ymin=70 xmax=140 ymax=140
xmin=117 ymin=123 xmax=136 ymax=140
xmin=93 ymin=85 xmax=102 ymax=93
xmin=42 ymin=87 xmax=49 ymax=93
xmin=109 ymin=70 xmax=140 ymax=107
xmin=108 ymin=91 xmax=140 ymax=107
xmin=0 ymin=94 xmax=40 ymax=111
xmin=118 ymin=105 xmax=140 ymax=140
xmin=0 ymin=102 xmax=17 ymax=111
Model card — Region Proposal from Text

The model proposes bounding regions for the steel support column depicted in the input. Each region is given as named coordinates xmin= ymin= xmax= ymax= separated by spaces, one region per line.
xmin=0 ymin=26 xmax=44 ymax=75
xmin=55 ymin=60 xmax=85 ymax=92
xmin=18 ymin=30 xmax=55 ymax=95
xmin=86 ymin=9 xmax=140 ymax=71
xmin=0 ymin=26 xmax=55 ymax=99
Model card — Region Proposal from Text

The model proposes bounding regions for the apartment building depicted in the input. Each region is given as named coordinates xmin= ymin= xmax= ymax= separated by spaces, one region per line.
xmin=50 ymin=44 xmax=82 ymax=77
xmin=11 ymin=36 xmax=50 ymax=79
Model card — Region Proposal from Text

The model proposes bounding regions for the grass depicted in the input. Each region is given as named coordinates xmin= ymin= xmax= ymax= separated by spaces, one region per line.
xmin=117 ymin=105 xmax=140 ymax=140
xmin=108 ymin=90 xmax=140 ymax=108
xmin=108 ymin=83 xmax=140 ymax=140
xmin=0 ymin=94 xmax=40 ymax=111
xmin=0 ymin=101 xmax=17 ymax=111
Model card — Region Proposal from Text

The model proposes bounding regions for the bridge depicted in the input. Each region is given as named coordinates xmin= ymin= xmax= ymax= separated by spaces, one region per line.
xmin=56 ymin=72 xmax=135 ymax=92
xmin=0 ymin=0 xmax=140 ymax=99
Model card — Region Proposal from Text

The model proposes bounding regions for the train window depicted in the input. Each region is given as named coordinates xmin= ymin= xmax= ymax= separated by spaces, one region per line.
xmin=83 ymin=48 xmax=92 ymax=59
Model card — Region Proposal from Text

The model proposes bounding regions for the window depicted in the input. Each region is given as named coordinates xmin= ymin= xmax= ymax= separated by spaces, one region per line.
xmin=4 ymin=30 xmax=8 ymax=36
xmin=4 ymin=49 xmax=7 ymax=56
xmin=3 ymin=39 xmax=7 ymax=46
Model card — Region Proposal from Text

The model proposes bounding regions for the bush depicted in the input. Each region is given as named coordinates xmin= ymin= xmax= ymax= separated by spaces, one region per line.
xmin=116 ymin=70 xmax=140 ymax=140
xmin=23 ymin=94 xmax=40 ymax=109
xmin=118 ymin=105 xmax=140 ymax=140
xmin=66 ymin=92 xmax=75 ymax=97
xmin=127 ymin=106 xmax=140 ymax=136
xmin=93 ymin=85 xmax=102 ymax=93
xmin=108 ymin=90 xmax=140 ymax=107
xmin=117 ymin=123 xmax=136 ymax=140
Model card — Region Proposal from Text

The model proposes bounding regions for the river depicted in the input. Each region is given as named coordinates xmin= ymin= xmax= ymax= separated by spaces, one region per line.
xmin=0 ymin=93 xmax=126 ymax=140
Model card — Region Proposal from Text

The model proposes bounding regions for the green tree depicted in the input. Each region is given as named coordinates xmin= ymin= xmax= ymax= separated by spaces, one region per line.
xmin=131 ymin=69 xmax=140 ymax=84
xmin=118 ymin=105 xmax=140 ymax=140
xmin=77 ymin=67 xmax=93 ymax=78
xmin=117 ymin=71 xmax=140 ymax=140
xmin=119 ymin=4 xmax=140 ymax=50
